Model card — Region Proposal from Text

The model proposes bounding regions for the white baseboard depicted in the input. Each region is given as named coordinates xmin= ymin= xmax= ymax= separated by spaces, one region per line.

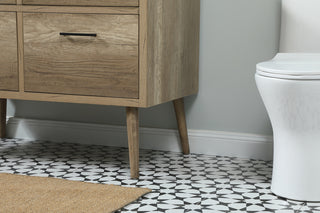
xmin=6 ymin=117 xmax=273 ymax=160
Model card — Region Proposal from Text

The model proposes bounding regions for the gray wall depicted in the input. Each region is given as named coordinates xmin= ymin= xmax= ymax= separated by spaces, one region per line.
xmin=8 ymin=0 xmax=281 ymax=136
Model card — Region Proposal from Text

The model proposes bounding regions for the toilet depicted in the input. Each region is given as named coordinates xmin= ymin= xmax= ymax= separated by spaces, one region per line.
xmin=255 ymin=0 xmax=320 ymax=201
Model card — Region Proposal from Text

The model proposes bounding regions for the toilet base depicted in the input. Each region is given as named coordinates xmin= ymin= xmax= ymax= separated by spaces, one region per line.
xmin=255 ymin=74 xmax=320 ymax=202
xmin=271 ymin=190 xmax=313 ymax=203
xmin=270 ymin=135 xmax=320 ymax=202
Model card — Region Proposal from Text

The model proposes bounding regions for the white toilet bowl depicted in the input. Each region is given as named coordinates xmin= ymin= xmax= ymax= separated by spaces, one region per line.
xmin=255 ymin=0 xmax=320 ymax=201
xmin=256 ymin=53 xmax=320 ymax=201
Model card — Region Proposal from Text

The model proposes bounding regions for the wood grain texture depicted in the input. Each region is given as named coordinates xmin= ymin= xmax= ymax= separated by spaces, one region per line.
xmin=21 ymin=6 xmax=138 ymax=14
xmin=0 ymin=5 xmax=139 ymax=14
xmin=0 ymin=99 xmax=6 ymax=138
xmin=24 ymin=13 xmax=139 ymax=98
xmin=22 ymin=0 xmax=138 ymax=7
xmin=0 ymin=5 xmax=18 ymax=12
xmin=140 ymin=0 xmax=200 ymax=107
xmin=0 ymin=5 xmax=139 ymax=15
xmin=138 ymin=0 xmax=148 ymax=106
xmin=0 ymin=0 xmax=16 ymax=4
xmin=17 ymin=11 xmax=24 ymax=91
xmin=173 ymin=98 xmax=190 ymax=154
xmin=126 ymin=107 xmax=139 ymax=178
xmin=0 ymin=12 xmax=18 ymax=91
xmin=0 ymin=91 xmax=140 ymax=107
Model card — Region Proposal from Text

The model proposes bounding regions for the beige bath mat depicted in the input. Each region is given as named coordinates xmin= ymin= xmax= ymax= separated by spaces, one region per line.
xmin=0 ymin=173 xmax=151 ymax=213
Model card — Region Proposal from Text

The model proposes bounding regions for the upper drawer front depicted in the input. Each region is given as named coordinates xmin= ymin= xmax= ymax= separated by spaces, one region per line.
xmin=22 ymin=0 xmax=138 ymax=6
xmin=0 ymin=12 xmax=18 ymax=91
xmin=0 ymin=0 xmax=16 ymax=4
xmin=24 ymin=13 xmax=139 ymax=98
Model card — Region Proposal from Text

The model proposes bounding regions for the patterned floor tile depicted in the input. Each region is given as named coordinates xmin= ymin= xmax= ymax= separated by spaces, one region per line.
xmin=0 ymin=138 xmax=319 ymax=212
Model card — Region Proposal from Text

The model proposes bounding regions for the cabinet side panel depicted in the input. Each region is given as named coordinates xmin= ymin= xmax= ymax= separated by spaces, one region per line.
xmin=146 ymin=0 xmax=200 ymax=107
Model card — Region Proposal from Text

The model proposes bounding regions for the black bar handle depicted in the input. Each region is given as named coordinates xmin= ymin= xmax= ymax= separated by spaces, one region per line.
xmin=60 ymin=32 xmax=97 ymax=37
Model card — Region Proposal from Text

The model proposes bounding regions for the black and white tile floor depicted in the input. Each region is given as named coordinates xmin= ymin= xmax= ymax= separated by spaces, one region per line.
xmin=0 ymin=138 xmax=320 ymax=213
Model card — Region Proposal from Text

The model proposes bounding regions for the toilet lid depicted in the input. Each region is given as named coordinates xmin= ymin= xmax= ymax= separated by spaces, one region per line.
xmin=256 ymin=53 xmax=320 ymax=80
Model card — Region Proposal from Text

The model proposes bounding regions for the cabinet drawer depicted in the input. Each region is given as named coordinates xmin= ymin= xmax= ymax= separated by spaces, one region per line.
xmin=0 ymin=12 xmax=18 ymax=91
xmin=0 ymin=0 xmax=16 ymax=4
xmin=22 ymin=0 xmax=138 ymax=6
xmin=24 ymin=13 xmax=139 ymax=98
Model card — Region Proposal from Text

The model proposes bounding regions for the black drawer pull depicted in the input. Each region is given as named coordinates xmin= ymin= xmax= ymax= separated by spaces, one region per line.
xmin=60 ymin=32 xmax=97 ymax=37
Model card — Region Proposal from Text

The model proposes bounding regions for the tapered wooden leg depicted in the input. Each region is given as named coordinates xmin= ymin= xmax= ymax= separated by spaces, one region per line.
xmin=173 ymin=98 xmax=190 ymax=154
xmin=0 ymin=99 xmax=7 ymax=138
xmin=126 ymin=107 xmax=139 ymax=179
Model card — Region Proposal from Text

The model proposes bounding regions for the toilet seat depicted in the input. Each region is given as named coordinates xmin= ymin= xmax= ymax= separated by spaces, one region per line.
xmin=256 ymin=53 xmax=320 ymax=80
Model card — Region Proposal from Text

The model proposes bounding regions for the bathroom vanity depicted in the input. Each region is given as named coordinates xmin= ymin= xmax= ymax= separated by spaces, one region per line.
xmin=0 ymin=0 xmax=200 ymax=178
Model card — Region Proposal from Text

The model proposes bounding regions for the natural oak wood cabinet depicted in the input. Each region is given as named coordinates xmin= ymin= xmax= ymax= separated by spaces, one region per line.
xmin=0 ymin=12 xmax=18 ymax=91
xmin=0 ymin=0 xmax=200 ymax=178
xmin=22 ymin=0 xmax=139 ymax=6
xmin=24 ymin=13 xmax=139 ymax=98
xmin=0 ymin=0 xmax=16 ymax=4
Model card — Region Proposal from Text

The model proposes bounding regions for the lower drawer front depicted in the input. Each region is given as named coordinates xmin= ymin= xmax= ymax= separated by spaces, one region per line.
xmin=0 ymin=12 xmax=18 ymax=91
xmin=24 ymin=13 xmax=139 ymax=98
